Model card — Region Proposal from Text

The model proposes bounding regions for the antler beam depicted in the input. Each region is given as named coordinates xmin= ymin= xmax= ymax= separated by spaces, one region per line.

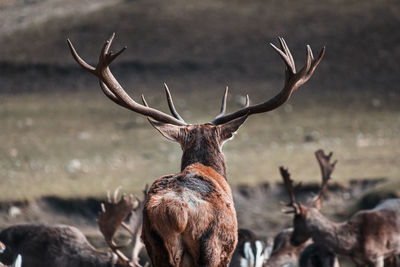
xmin=211 ymin=37 xmax=325 ymax=125
xmin=67 ymin=33 xmax=187 ymax=126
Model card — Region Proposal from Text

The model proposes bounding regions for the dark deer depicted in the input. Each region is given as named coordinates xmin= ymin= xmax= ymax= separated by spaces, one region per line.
xmin=264 ymin=227 xmax=312 ymax=267
xmin=0 ymin=188 xmax=147 ymax=267
xmin=299 ymin=243 xmax=340 ymax=267
xmin=230 ymin=228 xmax=272 ymax=267
xmin=67 ymin=33 xmax=325 ymax=267
xmin=281 ymin=150 xmax=400 ymax=267
xmin=0 ymin=242 xmax=21 ymax=267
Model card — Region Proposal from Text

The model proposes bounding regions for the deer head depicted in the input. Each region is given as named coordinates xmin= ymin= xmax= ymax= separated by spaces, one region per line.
xmin=67 ymin=34 xmax=325 ymax=178
xmin=280 ymin=149 xmax=337 ymax=246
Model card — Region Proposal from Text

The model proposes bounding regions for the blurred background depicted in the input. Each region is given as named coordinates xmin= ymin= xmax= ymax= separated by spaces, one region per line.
xmin=0 ymin=0 xmax=399 ymax=262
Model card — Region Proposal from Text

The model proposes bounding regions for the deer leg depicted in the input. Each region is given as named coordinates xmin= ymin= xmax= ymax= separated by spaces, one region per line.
xmin=141 ymin=224 xmax=172 ymax=267
xmin=163 ymin=233 xmax=184 ymax=266
xmin=198 ymin=228 xmax=235 ymax=267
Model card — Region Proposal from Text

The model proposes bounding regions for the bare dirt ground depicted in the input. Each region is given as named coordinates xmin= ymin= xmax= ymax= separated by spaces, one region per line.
xmin=1 ymin=0 xmax=400 ymax=265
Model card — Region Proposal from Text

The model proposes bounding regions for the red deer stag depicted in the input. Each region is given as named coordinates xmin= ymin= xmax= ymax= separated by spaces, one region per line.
xmin=0 ymin=189 xmax=147 ymax=267
xmin=230 ymin=228 xmax=272 ymax=267
xmin=281 ymin=150 xmax=400 ymax=267
xmin=67 ymin=33 xmax=325 ymax=267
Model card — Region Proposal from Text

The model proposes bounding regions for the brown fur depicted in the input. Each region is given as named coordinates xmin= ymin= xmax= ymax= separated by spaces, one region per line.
xmin=142 ymin=121 xmax=247 ymax=267
xmin=143 ymin=164 xmax=237 ymax=267
xmin=291 ymin=199 xmax=400 ymax=267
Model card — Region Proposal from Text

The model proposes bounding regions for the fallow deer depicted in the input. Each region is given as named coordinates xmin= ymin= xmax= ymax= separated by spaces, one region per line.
xmin=67 ymin=33 xmax=325 ymax=266
xmin=0 ymin=188 xmax=147 ymax=267
xmin=230 ymin=228 xmax=272 ymax=267
xmin=281 ymin=150 xmax=400 ymax=267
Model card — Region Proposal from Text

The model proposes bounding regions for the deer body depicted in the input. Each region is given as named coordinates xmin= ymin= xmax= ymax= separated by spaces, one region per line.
xmin=0 ymin=224 xmax=116 ymax=267
xmin=294 ymin=199 xmax=400 ymax=267
xmin=281 ymin=150 xmax=400 ymax=267
xmin=0 ymin=189 xmax=148 ymax=267
xmin=142 ymin=123 xmax=241 ymax=267
xmin=143 ymin=164 xmax=237 ymax=266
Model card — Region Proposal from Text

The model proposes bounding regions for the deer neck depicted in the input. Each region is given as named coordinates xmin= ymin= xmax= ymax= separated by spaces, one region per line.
xmin=307 ymin=209 xmax=357 ymax=255
xmin=181 ymin=143 xmax=227 ymax=178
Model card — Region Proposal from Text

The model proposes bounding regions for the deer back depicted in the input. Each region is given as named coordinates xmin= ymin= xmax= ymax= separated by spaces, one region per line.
xmin=0 ymin=224 xmax=112 ymax=267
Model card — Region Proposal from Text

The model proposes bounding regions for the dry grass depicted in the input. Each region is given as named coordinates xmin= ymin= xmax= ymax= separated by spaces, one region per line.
xmin=1 ymin=88 xmax=399 ymax=202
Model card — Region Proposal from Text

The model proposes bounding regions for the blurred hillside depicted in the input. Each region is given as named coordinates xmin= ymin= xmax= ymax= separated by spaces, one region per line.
xmin=0 ymin=0 xmax=399 ymax=97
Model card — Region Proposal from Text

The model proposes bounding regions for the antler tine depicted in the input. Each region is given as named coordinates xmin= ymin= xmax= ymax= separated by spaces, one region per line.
xmin=163 ymin=83 xmax=187 ymax=124
xmin=126 ymin=185 xmax=148 ymax=267
xmin=67 ymin=34 xmax=187 ymax=126
xmin=315 ymin=149 xmax=337 ymax=187
xmin=213 ymin=86 xmax=229 ymax=120
xmin=67 ymin=39 xmax=96 ymax=73
xmin=211 ymin=37 xmax=325 ymax=125
xmin=279 ymin=167 xmax=296 ymax=206
xmin=98 ymin=187 xmax=135 ymax=266
xmin=114 ymin=186 xmax=122 ymax=203
xmin=245 ymin=94 xmax=250 ymax=107
xmin=312 ymin=149 xmax=337 ymax=210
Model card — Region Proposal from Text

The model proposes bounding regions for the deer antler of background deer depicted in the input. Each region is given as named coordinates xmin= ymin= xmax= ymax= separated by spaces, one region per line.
xmin=98 ymin=187 xmax=148 ymax=267
xmin=128 ymin=185 xmax=148 ymax=267
xmin=280 ymin=149 xmax=337 ymax=213
xmin=312 ymin=149 xmax=337 ymax=210
xmin=280 ymin=166 xmax=302 ymax=214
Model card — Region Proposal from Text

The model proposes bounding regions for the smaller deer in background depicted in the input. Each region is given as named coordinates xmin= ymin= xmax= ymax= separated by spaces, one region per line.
xmin=230 ymin=228 xmax=272 ymax=267
xmin=264 ymin=227 xmax=312 ymax=267
xmin=281 ymin=149 xmax=400 ymax=267
xmin=265 ymin=149 xmax=336 ymax=267
xmin=0 ymin=188 xmax=148 ymax=267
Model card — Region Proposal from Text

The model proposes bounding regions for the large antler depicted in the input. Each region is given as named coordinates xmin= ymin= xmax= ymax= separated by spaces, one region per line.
xmin=312 ymin=149 xmax=337 ymax=210
xmin=279 ymin=167 xmax=301 ymax=214
xmin=67 ymin=33 xmax=187 ymax=126
xmin=212 ymin=37 xmax=325 ymax=125
xmin=98 ymin=187 xmax=135 ymax=266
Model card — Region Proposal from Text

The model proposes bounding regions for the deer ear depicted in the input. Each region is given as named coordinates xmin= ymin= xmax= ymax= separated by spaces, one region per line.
xmin=217 ymin=115 xmax=248 ymax=143
xmin=298 ymin=203 xmax=309 ymax=217
xmin=311 ymin=195 xmax=323 ymax=211
xmin=147 ymin=118 xmax=182 ymax=142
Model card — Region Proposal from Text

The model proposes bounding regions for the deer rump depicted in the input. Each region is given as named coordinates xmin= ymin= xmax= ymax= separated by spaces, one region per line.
xmin=142 ymin=164 xmax=237 ymax=267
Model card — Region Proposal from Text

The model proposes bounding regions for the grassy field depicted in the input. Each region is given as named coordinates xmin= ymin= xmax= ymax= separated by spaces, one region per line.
xmin=1 ymin=87 xmax=399 ymax=202
xmin=0 ymin=0 xmax=399 ymax=201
